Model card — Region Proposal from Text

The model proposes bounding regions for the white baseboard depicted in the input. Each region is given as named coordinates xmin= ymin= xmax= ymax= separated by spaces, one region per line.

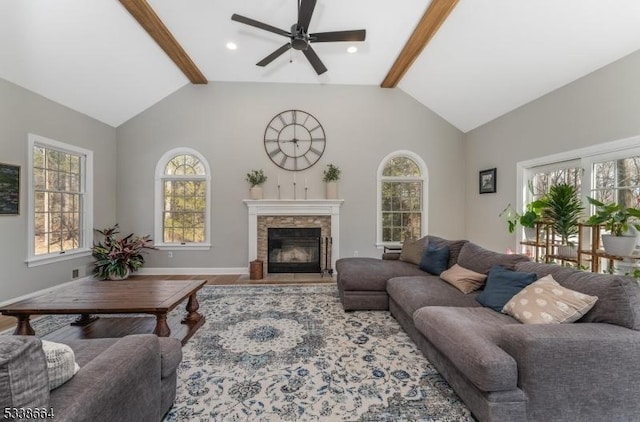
xmin=0 ymin=275 xmax=94 ymax=308
xmin=138 ymin=267 xmax=249 ymax=276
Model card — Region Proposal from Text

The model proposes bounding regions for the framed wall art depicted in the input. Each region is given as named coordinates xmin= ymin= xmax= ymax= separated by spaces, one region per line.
xmin=0 ymin=163 xmax=20 ymax=215
xmin=479 ymin=168 xmax=496 ymax=194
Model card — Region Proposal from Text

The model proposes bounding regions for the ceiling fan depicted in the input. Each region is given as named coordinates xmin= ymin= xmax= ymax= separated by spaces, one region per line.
xmin=231 ymin=0 xmax=366 ymax=75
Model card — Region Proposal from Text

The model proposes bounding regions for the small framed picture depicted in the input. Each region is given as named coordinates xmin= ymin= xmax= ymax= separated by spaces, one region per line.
xmin=0 ymin=163 xmax=20 ymax=215
xmin=479 ymin=168 xmax=496 ymax=194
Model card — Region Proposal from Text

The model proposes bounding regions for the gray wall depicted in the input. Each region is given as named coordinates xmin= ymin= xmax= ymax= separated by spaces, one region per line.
xmin=0 ymin=79 xmax=117 ymax=302
xmin=116 ymin=82 xmax=466 ymax=269
xmin=464 ymin=50 xmax=640 ymax=252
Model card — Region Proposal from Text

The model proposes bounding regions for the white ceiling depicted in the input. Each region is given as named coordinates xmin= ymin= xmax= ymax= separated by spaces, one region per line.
xmin=1 ymin=1 xmax=639 ymax=132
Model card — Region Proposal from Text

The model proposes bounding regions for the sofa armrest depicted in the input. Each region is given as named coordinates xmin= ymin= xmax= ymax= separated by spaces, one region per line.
xmin=499 ymin=323 xmax=640 ymax=421
xmin=49 ymin=334 xmax=161 ymax=422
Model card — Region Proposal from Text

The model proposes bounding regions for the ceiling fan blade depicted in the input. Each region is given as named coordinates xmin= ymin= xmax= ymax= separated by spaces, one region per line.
xmin=302 ymin=45 xmax=327 ymax=75
xmin=231 ymin=14 xmax=291 ymax=37
xmin=310 ymin=29 xmax=366 ymax=43
xmin=257 ymin=43 xmax=292 ymax=67
xmin=298 ymin=0 xmax=317 ymax=30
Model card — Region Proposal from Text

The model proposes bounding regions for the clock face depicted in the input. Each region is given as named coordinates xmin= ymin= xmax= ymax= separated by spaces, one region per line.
xmin=264 ymin=110 xmax=326 ymax=171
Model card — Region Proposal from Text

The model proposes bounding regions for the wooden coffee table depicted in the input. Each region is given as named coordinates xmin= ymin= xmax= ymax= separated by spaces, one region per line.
xmin=0 ymin=279 xmax=206 ymax=345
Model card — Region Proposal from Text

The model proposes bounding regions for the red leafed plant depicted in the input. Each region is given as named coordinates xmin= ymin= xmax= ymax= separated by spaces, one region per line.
xmin=92 ymin=224 xmax=156 ymax=280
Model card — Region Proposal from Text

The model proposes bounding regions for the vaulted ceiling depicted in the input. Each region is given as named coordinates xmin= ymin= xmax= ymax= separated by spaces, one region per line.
xmin=1 ymin=1 xmax=639 ymax=132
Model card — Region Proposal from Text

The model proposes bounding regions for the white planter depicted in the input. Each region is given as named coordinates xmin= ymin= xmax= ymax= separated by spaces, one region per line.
xmin=249 ymin=186 xmax=263 ymax=200
xmin=325 ymin=181 xmax=338 ymax=199
xmin=108 ymin=268 xmax=130 ymax=281
xmin=523 ymin=227 xmax=545 ymax=242
xmin=602 ymin=234 xmax=637 ymax=257
xmin=556 ymin=245 xmax=578 ymax=259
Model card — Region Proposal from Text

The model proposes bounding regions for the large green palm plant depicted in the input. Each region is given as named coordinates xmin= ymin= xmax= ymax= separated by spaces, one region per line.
xmin=543 ymin=184 xmax=584 ymax=245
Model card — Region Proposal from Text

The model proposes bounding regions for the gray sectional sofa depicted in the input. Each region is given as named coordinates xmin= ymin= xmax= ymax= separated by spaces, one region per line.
xmin=336 ymin=236 xmax=640 ymax=422
xmin=0 ymin=334 xmax=182 ymax=422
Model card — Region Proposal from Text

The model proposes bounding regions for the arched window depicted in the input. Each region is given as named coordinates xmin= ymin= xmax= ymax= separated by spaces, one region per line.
xmin=154 ymin=148 xmax=211 ymax=250
xmin=377 ymin=150 xmax=428 ymax=246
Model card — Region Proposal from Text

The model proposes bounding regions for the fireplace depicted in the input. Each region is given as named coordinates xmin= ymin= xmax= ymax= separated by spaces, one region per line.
xmin=268 ymin=228 xmax=321 ymax=273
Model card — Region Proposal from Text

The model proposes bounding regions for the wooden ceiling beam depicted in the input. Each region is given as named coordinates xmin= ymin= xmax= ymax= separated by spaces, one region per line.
xmin=119 ymin=0 xmax=207 ymax=84
xmin=381 ymin=0 xmax=459 ymax=88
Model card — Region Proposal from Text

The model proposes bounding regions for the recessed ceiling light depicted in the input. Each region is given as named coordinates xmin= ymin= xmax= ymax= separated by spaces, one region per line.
xmin=347 ymin=46 xmax=358 ymax=54
xmin=226 ymin=42 xmax=238 ymax=50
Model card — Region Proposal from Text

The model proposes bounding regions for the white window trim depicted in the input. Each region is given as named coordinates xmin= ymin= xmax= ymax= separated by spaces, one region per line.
xmin=154 ymin=147 xmax=211 ymax=250
xmin=376 ymin=150 xmax=429 ymax=248
xmin=515 ymin=134 xmax=640 ymax=247
xmin=26 ymin=134 xmax=93 ymax=267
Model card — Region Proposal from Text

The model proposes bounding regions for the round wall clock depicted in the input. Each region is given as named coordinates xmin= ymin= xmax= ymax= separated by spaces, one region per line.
xmin=264 ymin=110 xmax=326 ymax=171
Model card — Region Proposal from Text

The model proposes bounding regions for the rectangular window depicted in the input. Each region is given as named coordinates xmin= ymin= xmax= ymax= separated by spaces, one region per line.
xmin=381 ymin=180 xmax=422 ymax=242
xmin=162 ymin=179 xmax=206 ymax=243
xmin=528 ymin=165 xmax=582 ymax=199
xmin=590 ymin=156 xmax=640 ymax=208
xmin=28 ymin=134 xmax=92 ymax=266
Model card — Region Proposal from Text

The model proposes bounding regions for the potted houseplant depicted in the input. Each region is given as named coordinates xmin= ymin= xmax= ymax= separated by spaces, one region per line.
xmin=499 ymin=197 xmax=547 ymax=240
xmin=543 ymin=183 xmax=584 ymax=258
xmin=246 ymin=169 xmax=267 ymax=200
xmin=323 ymin=163 xmax=341 ymax=199
xmin=586 ymin=197 xmax=640 ymax=257
xmin=92 ymin=224 xmax=156 ymax=280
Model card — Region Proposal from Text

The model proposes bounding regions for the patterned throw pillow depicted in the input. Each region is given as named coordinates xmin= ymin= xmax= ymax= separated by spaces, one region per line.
xmin=41 ymin=340 xmax=80 ymax=390
xmin=399 ymin=236 xmax=428 ymax=265
xmin=503 ymin=274 xmax=598 ymax=324
xmin=440 ymin=264 xmax=488 ymax=294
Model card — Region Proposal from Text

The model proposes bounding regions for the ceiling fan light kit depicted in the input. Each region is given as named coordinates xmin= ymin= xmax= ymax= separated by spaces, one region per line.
xmin=231 ymin=0 xmax=366 ymax=75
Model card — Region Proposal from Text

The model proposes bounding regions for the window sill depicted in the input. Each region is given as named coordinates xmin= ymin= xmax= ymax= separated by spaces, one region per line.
xmin=26 ymin=249 xmax=92 ymax=268
xmin=154 ymin=243 xmax=211 ymax=251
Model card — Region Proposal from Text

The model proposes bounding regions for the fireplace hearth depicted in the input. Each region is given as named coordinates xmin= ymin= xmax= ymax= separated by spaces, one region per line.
xmin=268 ymin=228 xmax=321 ymax=273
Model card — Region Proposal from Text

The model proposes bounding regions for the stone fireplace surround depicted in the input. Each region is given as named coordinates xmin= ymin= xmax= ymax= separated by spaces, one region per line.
xmin=243 ymin=200 xmax=343 ymax=275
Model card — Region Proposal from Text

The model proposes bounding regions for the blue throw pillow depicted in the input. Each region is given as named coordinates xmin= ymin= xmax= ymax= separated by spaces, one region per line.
xmin=476 ymin=265 xmax=538 ymax=312
xmin=419 ymin=244 xmax=450 ymax=275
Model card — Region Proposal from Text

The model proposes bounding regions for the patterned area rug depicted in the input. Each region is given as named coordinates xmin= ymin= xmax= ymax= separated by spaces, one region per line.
xmin=163 ymin=284 xmax=473 ymax=421
xmin=10 ymin=284 xmax=474 ymax=421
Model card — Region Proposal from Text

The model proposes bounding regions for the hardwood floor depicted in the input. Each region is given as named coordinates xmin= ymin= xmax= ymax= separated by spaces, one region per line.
xmin=0 ymin=273 xmax=335 ymax=336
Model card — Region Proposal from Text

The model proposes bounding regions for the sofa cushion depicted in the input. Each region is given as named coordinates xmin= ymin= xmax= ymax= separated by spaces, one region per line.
xmin=413 ymin=307 xmax=519 ymax=392
xmin=41 ymin=340 xmax=80 ymax=390
xmin=516 ymin=261 xmax=640 ymax=330
xmin=387 ymin=276 xmax=481 ymax=318
xmin=336 ymin=257 xmax=428 ymax=292
xmin=159 ymin=338 xmax=182 ymax=378
xmin=476 ymin=265 xmax=537 ymax=312
xmin=458 ymin=242 xmax=530 ymax=275
xmin=427 ymin=235 xmax=468 ymax=268
xmin=399 ymin=236 xmax=428 ymax=265
xmin=0 ymin=336 xmax=49 ymax=408
xmin=440 ymin=264 xmax=488 ymax=294
xmin=503 ymin=275 xmax=598 ymax=324
xmin=418 ymin=244 xmax=450 ymax=275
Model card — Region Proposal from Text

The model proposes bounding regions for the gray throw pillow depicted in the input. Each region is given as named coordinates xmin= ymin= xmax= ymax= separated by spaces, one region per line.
xmin=399 ymin=236 xmax=428 ymax=265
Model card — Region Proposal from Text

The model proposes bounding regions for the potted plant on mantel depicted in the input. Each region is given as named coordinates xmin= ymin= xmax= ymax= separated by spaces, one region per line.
xmin=586 ymin=197 xmax=640 ymax=257
xmin=323 ymin=163 xmax=341 ymax=199
xmin=92 ymin=224 xmax=156 ymax=280
xmin=543 ymin=183 xmax=584 ymax=258
xmin=246 ymin=169 xmax=267 ymax=200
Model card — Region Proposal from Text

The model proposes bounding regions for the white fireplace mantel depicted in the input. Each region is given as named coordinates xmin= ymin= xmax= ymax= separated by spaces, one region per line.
xmin=243 ymin=199 xmax=344 ymax=271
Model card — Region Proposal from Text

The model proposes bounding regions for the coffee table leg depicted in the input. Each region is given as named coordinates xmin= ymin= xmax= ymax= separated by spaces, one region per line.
xmin=182 ymin=293 xmax=203 ymax=324
xmin=70 ymin=313 xmax=99 ymax=326
xmin=154 ymin=313 xmax=171 ymax=337
xmin=14 ymin=315 xmax=35 ymax=336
